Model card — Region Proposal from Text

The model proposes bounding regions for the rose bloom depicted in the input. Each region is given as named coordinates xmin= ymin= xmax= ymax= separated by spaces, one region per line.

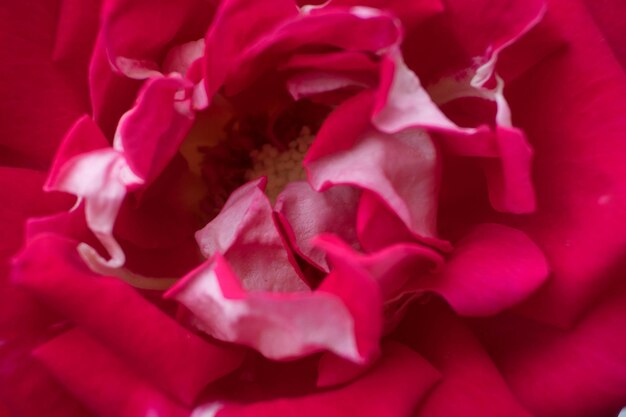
xmin=1 ymin=0 xmax=626 ymax=416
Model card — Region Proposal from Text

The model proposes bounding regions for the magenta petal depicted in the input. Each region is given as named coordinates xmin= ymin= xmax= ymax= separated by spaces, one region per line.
xmin=427 ymin=223 xmax=548 ymax=316
xmin=399 ymin=301 xmax=533 ymax=417
xmin=115 ymin=76 xmax=195 ymax=184
xmin=168 ymin=252 xmax=382 ymax=362
xmin=507 ymin=0 xmax=626 ymax=326
xmin=13 ymin=235 xmax=244 ymax=406
xmin=275 ymin=182 xmax=360 ymax=272
xmin=34 ymin=329 xmax=189 ymax=417
xmin=218 ymin=342 xmax=440 ymax=417
xmin=307 ymin=93 xmax=440 ymax=240
xmin=474 ymin=281 xmax=626 ymax=417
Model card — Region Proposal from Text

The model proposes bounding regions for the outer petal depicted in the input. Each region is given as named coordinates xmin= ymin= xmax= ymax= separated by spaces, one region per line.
xmin=423 ymin=223 xmax=548 ymax=316
xmin=34 ymin=329 xmax=189 ymax=417
xmin=167 ymin=252 xmax=382 ymax=363
xmin=583 ymin=0 xmax=626 ymax=69
xmin=398 ymin=300 xmax=534 ymax=417
xmin=473 ymin=279 xmax=626 ymax=417
xmin=13 ymin=234 xmax=244 ymax=406
xmin=217 ymin=342 xmax=440 ymax=417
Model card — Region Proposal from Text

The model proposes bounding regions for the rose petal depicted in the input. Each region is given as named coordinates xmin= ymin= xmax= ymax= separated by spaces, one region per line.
xmin=196 ymin=179 xmax=307 ymax=292
xmin=217 ymin=342 xmax=440 ymax=417
xmin=306 ymin=92 xmax=440 ymax=240
xmin=34 ymin=329 xmax=189 ymax=417
xmin=275 ymin=182 xmax=360 ymax=272
xmin=398 ymin=300 xmax=534 ymax=417
xmin=13 ymin=234 xmax=244 ymax=406
xmin=167 ymin=251 xmax=382 ymax=362
xmin=425 ymin=223 xmax=549 ymax=316
xmin=114 ymin=76 xmax=195 ymax=185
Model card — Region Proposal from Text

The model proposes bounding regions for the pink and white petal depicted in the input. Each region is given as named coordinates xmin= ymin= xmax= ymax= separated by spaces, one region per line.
xmin=422 ymin=223 xmax=549 ymax=316
xmin=315 ymin=233 xmax=443 ymax=301
xmin=114 ymin=76 xmax=196 ymax=185
xmin=13 ymin=234 xmax=244 ymax=406
xmin=217 ymin=342 xmax=440 ymax=417
xmin=196 ymin=179 xmax=307 ymax=292
xmin=398 ymin=300 xmax=534 ymax=417
xmin=167 ymin=252 xmax=382 ymax=362
xmin=306 ymin=93 xmax=440 ymax=240
xmin=275 ymin=182 xmax=360 ymax=272
xmin=34 ymin=329 xmax=189 ymax=417
xmin=286 ymin=71 xmax=372 ymax=101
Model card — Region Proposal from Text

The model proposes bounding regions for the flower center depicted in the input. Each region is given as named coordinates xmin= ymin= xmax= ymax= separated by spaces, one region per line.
xmin=245 ymin=127 xmax=314 ymax=203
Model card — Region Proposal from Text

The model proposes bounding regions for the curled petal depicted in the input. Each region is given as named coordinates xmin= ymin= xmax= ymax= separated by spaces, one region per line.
xmin=167 ymin=252 xmax=382 ymax=362
xmin=196 ymin=179 xmax=307 ymax=292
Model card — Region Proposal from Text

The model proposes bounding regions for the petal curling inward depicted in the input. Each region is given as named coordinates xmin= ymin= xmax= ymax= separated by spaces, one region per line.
xmin=13 ymin=234 xmax=244 ymax=406
xmin=217 ymin=342 xmax=440 ymax=417
xmin=114 ymin=76 xmax=196 ymax=185
xmin=205 ymin=0 xmax=402 ymax=99
xmin=275 ymin=182 xmax=360 ymax=272
xmin=45 ymin=118 xmax=143 ymax=272
xmin=167 ymin=252 xmax=382 ymax=362
xmin=196 ymin=179 xmax=307 ymax=293
xmin=306 ymin=92 xmax=440 ymax=240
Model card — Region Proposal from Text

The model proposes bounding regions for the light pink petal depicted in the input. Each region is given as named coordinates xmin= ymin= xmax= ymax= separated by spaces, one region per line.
xmin=114 ymin=76 xmax=196 ymax=185
xmin=217 ymin=342 xmax=440 ymax=417
xmin=306 ymin=92 xmax=440 ymax=240
xmin=398 ymin=300 xmax=534 ymax=417
xmin=424 ymin=223 xmax=549 ymax=316
xmin=34 ymin=329 xmax=189 ymax=417
xmin=275 ymin=182 xmax=360 ymax=272
xmin=13 ymin=234 xmax=244 ymax=406
xmin=167 ymin=252 xmax=382 ymax=362
xmin=196 ymin=179 xmax=307 ymax=292
xmin=286 ymin=71 xmax=372 ymax=101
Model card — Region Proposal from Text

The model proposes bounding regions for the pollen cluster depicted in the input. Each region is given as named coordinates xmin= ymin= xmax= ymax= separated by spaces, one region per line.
xmin=245 ymin=127 xmax=314 ymax=202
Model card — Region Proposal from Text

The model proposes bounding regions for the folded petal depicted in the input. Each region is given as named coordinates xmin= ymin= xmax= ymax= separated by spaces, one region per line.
xmin=473 ymin=279 xmax=626 ymax=417
xmin=275 ymin=182 xmax=360 ymax=272
xmin=196 ymin=179 xmax=307 ymax=292
xmin=306 ymin=92 xmax=440 ymax=240
xmin=398 ymin=300 xmax=534 ymax=417
xmin=425 ymin=223 xmax=548 ymax=316
xmin=13 ymin=234 xmax=244 ymax=406
xmin=167 ymin=251 xmax=382 ymax=362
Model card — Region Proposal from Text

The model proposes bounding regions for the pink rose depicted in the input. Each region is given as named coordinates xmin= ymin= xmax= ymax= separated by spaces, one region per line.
xmin=1 ymin=1 xmax=626 ymax=417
